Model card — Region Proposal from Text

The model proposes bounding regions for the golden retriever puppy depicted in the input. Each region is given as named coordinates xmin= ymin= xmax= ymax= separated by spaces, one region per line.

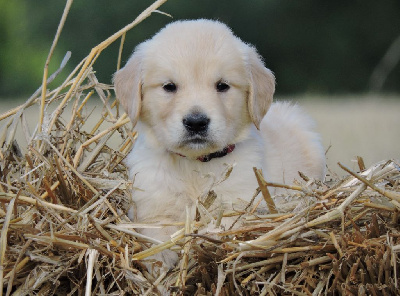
xmin=114 ymin=19 xmax=326 ymax=268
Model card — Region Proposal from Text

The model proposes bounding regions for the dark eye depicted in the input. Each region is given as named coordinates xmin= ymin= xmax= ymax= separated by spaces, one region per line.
xmin=216 ymin=81 xmax=230 ymax=92
xmin=163 ymin=82 xmax=177 ymax=93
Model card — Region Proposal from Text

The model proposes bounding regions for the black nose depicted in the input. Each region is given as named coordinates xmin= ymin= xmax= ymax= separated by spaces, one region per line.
xmin=182 ymin=113 xmax=210 ymax=133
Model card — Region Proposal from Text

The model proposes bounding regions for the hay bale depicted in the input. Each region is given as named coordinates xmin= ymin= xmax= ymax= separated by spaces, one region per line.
xmin=1 ymin=1 xmax=399 ymax=295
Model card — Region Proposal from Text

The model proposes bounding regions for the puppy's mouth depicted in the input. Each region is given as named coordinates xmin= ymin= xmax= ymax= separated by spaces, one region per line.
xmin=180 ymin=135 xmax=211 ymax=149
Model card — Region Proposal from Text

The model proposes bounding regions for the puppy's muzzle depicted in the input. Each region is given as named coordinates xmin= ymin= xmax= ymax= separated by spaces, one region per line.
xmin=182 ymin=112 xmax=210 ymax=134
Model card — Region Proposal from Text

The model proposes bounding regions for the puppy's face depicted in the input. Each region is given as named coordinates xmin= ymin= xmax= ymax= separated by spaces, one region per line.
xmin=114 ymin=20 xmax=275 ymax=158
xmin=139 ymin=28 xmax=251 ymax=158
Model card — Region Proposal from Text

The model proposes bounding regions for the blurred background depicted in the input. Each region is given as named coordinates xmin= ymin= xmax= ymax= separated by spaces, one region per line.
xmin=1 ymin=0 xmax=399 ymax=174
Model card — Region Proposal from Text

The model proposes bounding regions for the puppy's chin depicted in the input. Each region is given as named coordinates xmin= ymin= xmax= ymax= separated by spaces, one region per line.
xmin=183 ymin=140 xmax=209 ymax=149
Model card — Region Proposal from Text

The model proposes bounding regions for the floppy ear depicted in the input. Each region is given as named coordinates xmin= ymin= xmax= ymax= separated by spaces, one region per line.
xmin=247 ymin=46 xmax=275 ymax=130
xmin=113 ymin=51 xmax=143 ymax=126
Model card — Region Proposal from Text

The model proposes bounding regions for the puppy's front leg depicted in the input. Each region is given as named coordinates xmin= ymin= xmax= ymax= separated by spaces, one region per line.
xmin=139 ymin=226 xmax=180 ymax=271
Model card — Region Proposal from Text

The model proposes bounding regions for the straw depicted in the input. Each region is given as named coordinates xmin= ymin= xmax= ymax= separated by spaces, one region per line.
xmin=0 ymin=0 xmax=399 ymax=293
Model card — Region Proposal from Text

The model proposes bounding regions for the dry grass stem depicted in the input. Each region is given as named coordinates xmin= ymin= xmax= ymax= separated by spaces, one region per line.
xmin=39 ymin=0 xmax=74 ymax=145
xmin=253 ymin=167 xmax=277 ymax=214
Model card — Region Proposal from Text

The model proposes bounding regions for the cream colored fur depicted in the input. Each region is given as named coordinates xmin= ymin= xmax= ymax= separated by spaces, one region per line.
xmin=114 ymin=19 xmax=326 ymax=269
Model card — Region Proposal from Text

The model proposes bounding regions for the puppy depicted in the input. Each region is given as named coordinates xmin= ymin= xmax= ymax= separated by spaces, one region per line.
xmin=114 ymin=19 xmax=326 ymax=268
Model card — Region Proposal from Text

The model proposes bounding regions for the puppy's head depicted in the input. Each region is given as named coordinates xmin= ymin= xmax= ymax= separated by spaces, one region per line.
xmin=114 ymin=20 xmax=275 ymax=158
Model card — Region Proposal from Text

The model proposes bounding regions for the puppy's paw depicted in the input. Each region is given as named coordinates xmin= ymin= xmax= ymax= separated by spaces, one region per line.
xmin=145 ymin=249 xmax=179 ymax=275
xmin=157 ymin=249 xmax=179 ymax=270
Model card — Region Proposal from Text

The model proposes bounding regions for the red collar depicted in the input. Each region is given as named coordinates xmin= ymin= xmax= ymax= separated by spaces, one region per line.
xmin=174 ymin=144 xmax=235 ymax=162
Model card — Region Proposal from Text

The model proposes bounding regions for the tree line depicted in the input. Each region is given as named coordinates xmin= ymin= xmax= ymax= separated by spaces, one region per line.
xmin=0 ymin=0 xmax=399 ymax=98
